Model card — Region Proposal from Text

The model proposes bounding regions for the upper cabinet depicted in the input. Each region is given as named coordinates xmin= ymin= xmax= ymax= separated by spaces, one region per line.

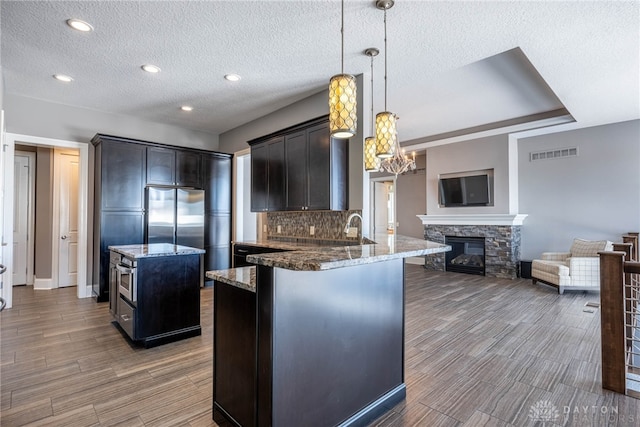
xmin=203 ymin=154 xmax=232 ymax=214
xmin=248 ymin=116 xmax=347 ymax=212
xmin=147 ymin=147 xmax=202 ymax=188
xmin=176 ymin=150 xmax=201 ymax=187
xmin=96 ymin=138 xmax=147 ymax=211
xmin=147 ymin=146 xmax=176 ymax=186
xmin=250 ymin=136 xmax=285 ymax=212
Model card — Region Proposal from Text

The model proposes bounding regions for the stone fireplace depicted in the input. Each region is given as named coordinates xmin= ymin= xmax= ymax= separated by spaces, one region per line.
xmin=445 ymin=236 xmax=486 ymax=276
xmin=418 ymin=214 xmax=527 ymax=279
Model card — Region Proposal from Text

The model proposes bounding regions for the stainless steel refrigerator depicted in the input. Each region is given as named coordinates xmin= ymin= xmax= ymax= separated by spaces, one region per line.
xmin=146 ymin=187 xmax=205 ymax=249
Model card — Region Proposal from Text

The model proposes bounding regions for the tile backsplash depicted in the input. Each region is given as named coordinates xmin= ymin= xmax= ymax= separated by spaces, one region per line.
xmin=266 ymin=210 xmax=363 ymax=242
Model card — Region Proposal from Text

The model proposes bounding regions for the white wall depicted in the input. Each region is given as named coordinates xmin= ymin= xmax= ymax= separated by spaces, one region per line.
xmin=4 ymin=94 xmax=219 ymax=150
xmin=425 ymin=134 xmax=510 ymax=214
xmin=518 ymin=119 xmax=640 ymax=259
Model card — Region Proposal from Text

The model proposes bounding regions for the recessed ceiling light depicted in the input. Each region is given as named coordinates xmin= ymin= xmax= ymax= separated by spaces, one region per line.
xmin=141 ymin=64 xmax=161 ymax=74
xmin=66 ymin=18 xmax=93 ymax=32
xmin=180 ymin=106 xmax=193 ymax=112
xmin=53 ymin=74 xmax=74 ymax=83
xmin=224 ymin=74 xmax=241 ymax=82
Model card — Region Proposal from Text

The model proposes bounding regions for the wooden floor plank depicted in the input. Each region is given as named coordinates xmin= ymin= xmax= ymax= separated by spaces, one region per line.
xmin=2 ymin=265 xmax=639 ymax=426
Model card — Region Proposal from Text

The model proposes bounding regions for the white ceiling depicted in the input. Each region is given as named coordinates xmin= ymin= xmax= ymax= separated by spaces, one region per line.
xmin=1 ymin=1 xmax=638 ymax=143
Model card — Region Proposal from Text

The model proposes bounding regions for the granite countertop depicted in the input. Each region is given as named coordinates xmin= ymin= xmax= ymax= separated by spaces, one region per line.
xmin=244 ymin=234 xmax=450 ymax=271
xmin=109 ymin=243 xmax=206 ymax=259
xmin=233 ymin=237 xmax=376 ymax=251
xmin=206 ymin=266 xmax=256 ymax=292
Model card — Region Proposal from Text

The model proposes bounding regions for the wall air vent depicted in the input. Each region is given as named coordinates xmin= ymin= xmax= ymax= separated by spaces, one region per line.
xmin=529 ymin=147 xmax=578 ymax=161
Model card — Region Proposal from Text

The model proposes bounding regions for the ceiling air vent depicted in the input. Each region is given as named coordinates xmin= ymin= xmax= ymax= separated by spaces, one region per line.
xmin=529 ymin=147 xmax=578 ymax=162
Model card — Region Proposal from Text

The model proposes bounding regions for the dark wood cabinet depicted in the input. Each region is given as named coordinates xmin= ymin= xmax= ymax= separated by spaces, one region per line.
xmin=284 ymin=130 xmax=307 ymax=210
xmin=250 ymin=143 xmax=268 ymax=212
xmin=92 ymin=134 xmax=232 ymax=302
xmin=250 ymin=136 xmax=285 ymax=212
xmin=92 ymin=136 xmax=146 ymax=302
xmin=114 ymin=251 xmax=202 ymax=348
xmin=176 ymin=150 xmax=201 ymax=187
xmin=99 ymin=212 xmax=145 ymax=297
xmin=203 ymin=154 xmax=232 ymax=214
xmin=232 ymin=244 xmax=287 ymax=268
xmin=147 ymin=147 xmax=202 ymax=187
xmin=146 ymin=146 xmax=176 ymax=186
xmin=249 ymin=116 xmax=347 ymax=212
xmin=267 ymin=137 xmax=286 ymax=211
xmin=100 ymin=140 xmax=147 ymax=211
xmin=202 ymin=154 xmax=232 ymax=276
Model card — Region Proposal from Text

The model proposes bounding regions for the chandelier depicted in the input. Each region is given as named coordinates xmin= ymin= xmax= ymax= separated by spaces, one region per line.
xmin=380 ymin=147 xmax=416 ymax=176
xmin=375 ymin=0 xmax=415 ymax=176
xmin=329 ymin=0 xmax=357 ymax=139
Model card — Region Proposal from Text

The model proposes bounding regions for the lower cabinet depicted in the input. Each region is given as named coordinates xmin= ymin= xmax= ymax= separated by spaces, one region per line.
xmin=117 ymin=297 xmax=136 ymax=339
xmin=96 ymin=211 xmax=144 ymax=302
xmin=113 ymin=252 xmax=202 ymax=348
xmin=232 ymin=244 xmax=287 ymax=267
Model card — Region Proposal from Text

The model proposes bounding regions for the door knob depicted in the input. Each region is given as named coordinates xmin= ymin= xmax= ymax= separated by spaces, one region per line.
xmin=61 ymin=235 xmax=68 ymax=240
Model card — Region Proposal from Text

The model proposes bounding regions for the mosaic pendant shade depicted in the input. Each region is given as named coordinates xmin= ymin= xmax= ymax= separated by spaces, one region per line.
xmin=329 ymin=74 xmax=357 ymax=139
xmin=364 ymin=136 xmax=380 ymax=171
xmin=375 ymin=111 xmax=397 ymax=158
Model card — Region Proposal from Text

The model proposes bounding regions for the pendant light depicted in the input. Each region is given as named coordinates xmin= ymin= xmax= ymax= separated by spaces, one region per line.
xmin=375 ymin=0 xmax=396 ymax=158
xmin=329 ymin=0 xmax=357 ymax=139
xmin=364 ymin=48 xmax=381 ymax=172
xmin=375 ymin=0 xmax=416 ymax=176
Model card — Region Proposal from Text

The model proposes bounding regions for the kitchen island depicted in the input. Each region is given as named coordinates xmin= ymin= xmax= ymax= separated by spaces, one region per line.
xmin=109 ymin=243 xmax=205 ymax=348
xmin=207 ymin=235 xmax=450 ymax=427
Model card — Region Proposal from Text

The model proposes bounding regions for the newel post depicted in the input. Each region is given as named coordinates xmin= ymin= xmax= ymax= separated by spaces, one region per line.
xmin=599 ymin=251 xmax=626 ymax=394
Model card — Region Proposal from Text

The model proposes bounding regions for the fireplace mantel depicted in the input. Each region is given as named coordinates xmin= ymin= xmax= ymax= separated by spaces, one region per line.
xmin=417 ymin=214 xmax=528 ymax=226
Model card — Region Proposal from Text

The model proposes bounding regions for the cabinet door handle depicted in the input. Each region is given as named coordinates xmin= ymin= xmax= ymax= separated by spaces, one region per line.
xmin=120 ymin=314 xmax=131 ymax=322
xmin=61 ymin=235 xmax=68 ymax=240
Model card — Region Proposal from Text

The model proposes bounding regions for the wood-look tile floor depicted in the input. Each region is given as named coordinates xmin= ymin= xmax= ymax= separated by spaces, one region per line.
xmin=2 ymin=265 xmax=638 ymax=426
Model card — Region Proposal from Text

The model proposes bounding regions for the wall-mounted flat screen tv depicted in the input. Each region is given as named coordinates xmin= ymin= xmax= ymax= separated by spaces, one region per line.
xmin=439 ymin=174 xmax=490 ymax=207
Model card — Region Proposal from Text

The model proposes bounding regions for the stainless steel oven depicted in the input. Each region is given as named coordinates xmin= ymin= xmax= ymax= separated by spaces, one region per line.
xmin=117 ymin=257 xmax=137 ymax=303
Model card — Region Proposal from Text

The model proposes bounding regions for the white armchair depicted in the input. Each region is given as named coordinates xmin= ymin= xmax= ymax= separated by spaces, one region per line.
xmin=532 ymin=238 xmax=613 ymax=294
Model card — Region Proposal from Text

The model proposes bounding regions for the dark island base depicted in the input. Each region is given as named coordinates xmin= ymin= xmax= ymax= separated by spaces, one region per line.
xmin=213 ymin=384 xmax=405 ymax=427
xmin=113 ymin=322 xmax=201 ymax=349
xmin=213 ymin=258 xmax=406 ymax=427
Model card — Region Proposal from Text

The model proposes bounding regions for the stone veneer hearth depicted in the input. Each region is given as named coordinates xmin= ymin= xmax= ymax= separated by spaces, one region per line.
xmin=418 ymin=215 xmax=527 ymax=279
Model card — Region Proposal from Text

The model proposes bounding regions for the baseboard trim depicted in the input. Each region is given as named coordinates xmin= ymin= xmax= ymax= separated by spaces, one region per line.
xmin=33 ymin=277 xmax=54 ymax=290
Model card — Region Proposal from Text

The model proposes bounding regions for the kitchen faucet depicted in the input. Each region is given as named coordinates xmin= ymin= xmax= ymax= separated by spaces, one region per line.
xmin=343 ymin=213 xmax=363 ymax=243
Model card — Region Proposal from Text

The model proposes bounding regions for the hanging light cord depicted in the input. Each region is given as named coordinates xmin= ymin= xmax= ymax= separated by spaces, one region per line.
xmin=383 ymin=7 xmax=388 ymax=111
xmin=370 ymin=55 xmax=374 ymax=134
xmin=341 ymin=0 xmax=345 ymax=74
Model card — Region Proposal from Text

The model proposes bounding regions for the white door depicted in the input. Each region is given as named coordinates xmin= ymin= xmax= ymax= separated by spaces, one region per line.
xmin=373 ymin=181 xmax=389 ymax=235
xmin=56 ymin=150 xmax=79 ymax=287
xmin=12 ymin=153 xmax=32 ymax=285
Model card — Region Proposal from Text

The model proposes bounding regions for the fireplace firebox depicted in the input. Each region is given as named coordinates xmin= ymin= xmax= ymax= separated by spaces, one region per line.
xmin=445 ymin=236 xmax=485 ymax=276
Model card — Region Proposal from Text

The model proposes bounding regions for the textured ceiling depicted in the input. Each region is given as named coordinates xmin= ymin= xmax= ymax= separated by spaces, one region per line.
xmin=1 ymin=0 xmax=638 ymax=143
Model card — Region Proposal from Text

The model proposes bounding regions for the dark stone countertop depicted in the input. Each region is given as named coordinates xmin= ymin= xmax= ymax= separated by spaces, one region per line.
xmin=207 ymin=235 xmax=449 ymax=291
xmin=108 ymin=243 xmax=206 ymax=259
xmin=206 ymin=266 xmax=256 ymax=292
xmin=243 ymin=234 xmax=450 ymax=271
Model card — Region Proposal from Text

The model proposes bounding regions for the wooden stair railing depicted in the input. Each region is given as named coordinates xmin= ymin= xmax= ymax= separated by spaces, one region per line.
xmin=600 ymin=244 xmax=640 ymax=395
